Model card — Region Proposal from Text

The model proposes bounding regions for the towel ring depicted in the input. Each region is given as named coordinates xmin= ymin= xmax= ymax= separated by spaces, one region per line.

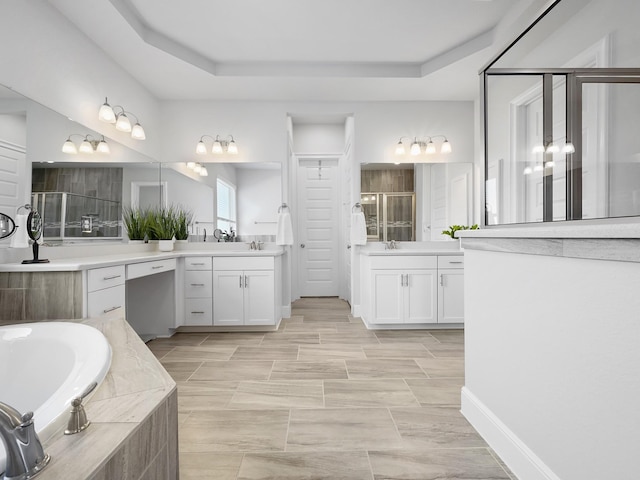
xmin=351 ymin=203 xmax=362 ymax=213
xmin=278 ymin=203 xmax=289 ymax=213
xmin=17 ymin=204 xmax=32 ymax=214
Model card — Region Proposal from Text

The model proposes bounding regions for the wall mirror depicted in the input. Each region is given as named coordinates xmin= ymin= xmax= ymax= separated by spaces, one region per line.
xmin=0 ymin=83 xmax=282 ymax=244
xmin=360 ymin=162 xmax=473 ymax=242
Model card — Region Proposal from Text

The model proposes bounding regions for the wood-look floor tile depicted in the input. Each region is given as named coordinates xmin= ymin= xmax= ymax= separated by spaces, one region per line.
xmin=368 ymin=449 xmax=511 ymax=480
xmin=190 ymin=361 xmax=274 ymax=381
xmin=282 ymin=323 xmax=338 ymax=333
xmin=345 ymin=359 xmax=427 ymax=379
xmin=415 ymin=357 xmax=465 ymax=378
xmin=320 ymin=332 xmax=380 ymax=344
xmin=298 ymin=344 xmax=366 ymax=361
xmin=147 ymin=346 xmax=174 ymax=360
xmin=180 ymin=452 xmax=244 ymax=480
xmin=302 ymin=315 xmax=351 ymax=323
xmin=237 ymin=451 xmax=373 ymax=480
xmin=390 ymin=406 xmax=486 ymax=449
xmin=323 ymin=379 xmax=420 ymax=408
xmin=201 ymin=332 xmax=265 ymax=346
xmin=363 ymin=343 xmax=435 ymax=359
xmin=231 ymin=345 xmax=299 ymax=361
xmin=160 ymin=361 xmax=203 ymax=381
xmin=374 ymin=330 xmax=441 ymax=345
xmin=286 ymin=408 xmax=403 ymax=452
xmin=270 ymin=360 xmax=348 ymax=380
xmin=177 ymin=381 xmax=238 ymax=411
xmin=260 ymin=332 xmax=320 ymax=345
xmin=162 ymin=345 xmax=237 ymax=362
xmin=150 ymin=333 xmax=209 ymax=347
xmin=405 ymin=378 xmax=464 ymax=406
xmin=228 ymin=380 xmax=324 ymax=409
xmin=425 ymin=343 xmax=465 ymax=358
xmin=180 ymin=409 xmax=289 ymax=453
xmin=430 ymin=330 xmax=465 ymax=344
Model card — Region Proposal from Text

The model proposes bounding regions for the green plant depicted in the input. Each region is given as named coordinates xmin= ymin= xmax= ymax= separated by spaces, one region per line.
xmin=174 ymin=206 xmax=193 ymax=241
xmin=122 ymin=205 xmax=150 ymax=240
xmin=441 ymin=224 xmax=478 ymax=239
xmin=148 ymin=206 xmax=177 ymax=240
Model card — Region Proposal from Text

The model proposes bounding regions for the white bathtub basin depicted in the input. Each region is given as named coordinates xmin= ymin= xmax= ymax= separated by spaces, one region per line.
xmin=0 ymin=322 xmax=111 ymax=474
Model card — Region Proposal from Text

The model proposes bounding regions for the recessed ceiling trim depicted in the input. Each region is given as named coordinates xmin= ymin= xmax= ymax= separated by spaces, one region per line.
xmin=420 ymin=28 xmax=495 ymax=76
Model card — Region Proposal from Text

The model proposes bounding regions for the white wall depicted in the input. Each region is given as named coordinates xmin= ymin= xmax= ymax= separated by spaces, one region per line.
xmin=236 ymin=168 xmax=281 ymax=237
xmin=0 ymin=113 xmax=26 ymax=146
xmin=462 ymin=248 xmax=640 ymax=480
xmin=292 ymin=124 xmax=345 ymax=154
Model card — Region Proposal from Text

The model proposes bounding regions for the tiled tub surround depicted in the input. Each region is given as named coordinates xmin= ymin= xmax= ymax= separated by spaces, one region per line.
xmin=149 ymin=298 xmax=515 ymax=480
xmin=34 ymin=316 xmax=178 ymax=480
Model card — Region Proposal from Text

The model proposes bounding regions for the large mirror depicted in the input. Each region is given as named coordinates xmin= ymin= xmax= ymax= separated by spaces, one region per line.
xmin=0 ymin=84 xmax=282 ymax=244
xmin=360 ymin=163 xmax=473 ymax=242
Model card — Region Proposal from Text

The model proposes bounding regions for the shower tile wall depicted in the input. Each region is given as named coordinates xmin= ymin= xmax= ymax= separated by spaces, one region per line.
xmin=361 ymin=168 xmax=414 ymax=193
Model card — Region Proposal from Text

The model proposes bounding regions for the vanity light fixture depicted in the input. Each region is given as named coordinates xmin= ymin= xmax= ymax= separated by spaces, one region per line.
xmin=98 ymin=97 xmax=146 ymax=140
xmin=62 ymin=134 xmax=110 ymax=155
xmin=196 ymin=135 xmax=238 ymax=155
xmin=532 ymin=139 xmax=574 ymax=154
xmin=394 ymin=135 xmax=451 ymax=156
xmin=186 ymin=162 xmax=208 ymax=177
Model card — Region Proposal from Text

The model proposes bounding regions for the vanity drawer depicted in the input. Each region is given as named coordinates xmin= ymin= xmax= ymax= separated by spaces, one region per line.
xmin=88 ymin=265 xmax=125 ymax=292
xmin=438 ymin=256 xmax=464 ymax=269
xmin=184 ymin=298 xmax=213 ymax=325
xmin=185 ymin=256 xmax=212 ymax=271
xmin=127 ymin=258 xmax=176 ymax=280
xmin=87 ymin=284 xmax=126 ymax=318
xmin=184 ymin=271 xmax=213 ymax=298
xmin=368 ymin=255 xmax=437 ymax=270
xmin=213 ymin=256 xmax=274 ymax=271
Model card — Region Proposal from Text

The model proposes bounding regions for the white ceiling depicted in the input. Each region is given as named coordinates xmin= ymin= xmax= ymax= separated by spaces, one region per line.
xmin=47 ymin=0 xmax=538 ymax=102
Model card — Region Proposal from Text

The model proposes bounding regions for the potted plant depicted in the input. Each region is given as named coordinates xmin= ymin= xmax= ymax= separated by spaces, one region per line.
xmin=442 ymin=224 xmax=478 ymax=240
xmin=174 ymin=206 xmax=193 ymax=244
xmin=122 ymin=205 xmax=150 ymax=242
xmin=148 ymin=206 xmax=177 ymax=251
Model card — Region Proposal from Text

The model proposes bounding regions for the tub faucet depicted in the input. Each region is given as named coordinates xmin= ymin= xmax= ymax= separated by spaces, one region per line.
xmin=0 ymin=401 xmax=50 ymax=479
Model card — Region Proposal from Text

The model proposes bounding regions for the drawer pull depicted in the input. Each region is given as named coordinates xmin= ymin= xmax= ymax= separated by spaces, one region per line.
xmin=440 ymin=274 xmax=444 ymax=286
xmin=103 ymin=274 xmax=121 ymax=280
xmin=191 ymin=262 xmax=205 ymax=266
xmin=152 ymin=265 xmax=164 ymax=270
xmin=448 ymin=261 xmax=463 ymax=264
xmin=103 ymin=305 xmax=122 ymax=313
xmin=190 ymin=283 xmax=205 ymax=287
xmin=191 ymin=311 xmax=205 ymax=314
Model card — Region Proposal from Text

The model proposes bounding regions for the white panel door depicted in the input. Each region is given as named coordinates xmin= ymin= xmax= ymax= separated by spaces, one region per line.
xmin=244 ymin=270 xmax=275 ymax=325
xmin=0 ymin=142 xmax=26 ymax=234
xmin=213 ymin=270 xmax=244 ymax=326
xmin=297 ymin=158 xmax=340 ymax=296
xmin=405 ymin=270 xmax=437 ymax=324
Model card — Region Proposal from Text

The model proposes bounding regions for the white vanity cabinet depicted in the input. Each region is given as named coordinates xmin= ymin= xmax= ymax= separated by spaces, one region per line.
xmin=183 ymin=256 xmax=213 ymax=326
xmin=367 ymin=256 xmax=438 ymax=325
xmin=361 ymin=252 xmax=464 ymax=327
xmin=87 ymin=265 xmax=126 ymax=318
xmin=212 ymin=256 xmax=277 ymax=326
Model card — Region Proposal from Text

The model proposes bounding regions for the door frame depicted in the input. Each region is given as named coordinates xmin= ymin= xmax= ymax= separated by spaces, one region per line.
xmin=290 ymin=153 xmax=344 ymax=301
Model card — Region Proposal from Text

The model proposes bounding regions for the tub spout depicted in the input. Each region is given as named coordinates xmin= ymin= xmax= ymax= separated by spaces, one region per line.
xmin=0 ymin=401 xmax=50 ymax=480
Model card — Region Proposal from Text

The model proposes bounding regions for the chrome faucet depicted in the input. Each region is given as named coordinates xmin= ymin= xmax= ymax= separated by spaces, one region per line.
xmin=386 ymin=240 xmax=397 ymax=250
xmin=249 ymin=240 xmax=257 ymax=250
xmin=0 ymin=402 xmax=50 ymax=479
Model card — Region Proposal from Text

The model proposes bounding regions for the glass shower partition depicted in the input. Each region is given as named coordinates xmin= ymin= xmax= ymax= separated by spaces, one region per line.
xmin=360 ymin=192 xmax=415 ymax=242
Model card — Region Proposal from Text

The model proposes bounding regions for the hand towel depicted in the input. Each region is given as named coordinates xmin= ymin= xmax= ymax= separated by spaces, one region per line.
xmin=350 ymin=212 xmax=367 ymax=245
xmin=276 ymin=211 xmax=294 ymax=246
xmin=10 ymin=214 xmax=29 ymax=248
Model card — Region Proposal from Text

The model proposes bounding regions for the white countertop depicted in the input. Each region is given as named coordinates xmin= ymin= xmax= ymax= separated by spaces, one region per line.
xmin=360 ymin=249 xmax=463 ymax=256
xmin=0 ymin=249 xmax=285 ymax=272
xmin=358 ymin=241 xmax=462 ymax=256
xmin=457 ymin=222 xmax=640 ymax=239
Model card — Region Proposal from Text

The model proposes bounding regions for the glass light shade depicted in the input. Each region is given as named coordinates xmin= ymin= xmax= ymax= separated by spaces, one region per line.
xmin=410 ymin=141 xmax=421 ymax=156
xmin=200 ymin=166 xmax=208 ymax=177
xmin=115 ymin=113 xmax=132 ymax=132
xmin=425 ymin=141 xmax=436 ymax=154
xmin=98 ymin=100 xmax=116 ymax=123
xmin=440 ymin=139 xmax=452 ymax=154
xmin=96 ymin=139 xmax=110 ymax=154
xmin=533 ymin=164 xmax=544 ymax=172
xmin=562 ymin=142 xmax=575 ymax=154
xmin=186 ymin=161 xmax=196 ymax=169
xmin=545 ymin=142 xmax=560 ymax=154
xmin=394 ymin=141 xmax=406 ymax=155
xmin=62 ymin=139 xmax=78 ymax=154
xmin=212 ymin=140 xmax=223 ymax=154
xmin=523 ymin=166 xmax=533 ymax=175
xmin=545 ymin=160 xmax=555 ymax=168
xmin=532 ymin=145 xmax=545 ymax=154
xmin=79 ymin=139 xmax=94 ymax=154
xmin=194 ymin=163 xmax=202 ymax=173
xmin=196 ymin=141 xmax=207 ymax=155
xmin=227 ymin=140 xmax=238 ymax=155
xmin=131 ymin=123 xmax=146 ymax=140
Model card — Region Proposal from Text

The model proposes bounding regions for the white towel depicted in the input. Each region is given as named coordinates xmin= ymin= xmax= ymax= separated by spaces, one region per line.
xmin=350 ymin=212 xmax=367 ymax=245
xmin=10 ymin=214 xmax=29 ymax=248
xmin=276 ymin=211 xmax=294 ymax=246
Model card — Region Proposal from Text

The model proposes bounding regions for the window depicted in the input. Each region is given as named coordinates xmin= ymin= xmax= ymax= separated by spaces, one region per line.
xmin=216 ymin=178 xmax=236 ymax=233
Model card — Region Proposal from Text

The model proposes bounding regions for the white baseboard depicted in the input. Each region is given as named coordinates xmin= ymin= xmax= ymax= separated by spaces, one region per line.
xmin=461 ymin=387 xmax=561 ymax=480
xmin=282 ymin=305 xmax=291 ymax=318
xmin=352 ymin=304 xmax=361 ymax=318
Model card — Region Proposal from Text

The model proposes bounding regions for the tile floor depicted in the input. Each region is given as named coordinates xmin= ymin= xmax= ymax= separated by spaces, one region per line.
xmin=147 ymin=297 xmax=515 ymax=480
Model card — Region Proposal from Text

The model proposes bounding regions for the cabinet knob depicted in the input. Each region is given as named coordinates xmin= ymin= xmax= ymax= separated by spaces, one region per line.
xmin=300 ymin=243 xmax=305 ymax=248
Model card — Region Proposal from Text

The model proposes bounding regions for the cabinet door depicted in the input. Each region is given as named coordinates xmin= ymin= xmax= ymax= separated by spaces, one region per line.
xmin=87 ymin=284 xmax=126 ymax=318
xmin=244 ymin=270 xmax=275 ymax=325
xmin=213 ymin=271 xmax=244 ymax=326
xmin=438 ymin=269 xmax=464 ymax=323
xmin=184 ymin=271 xmax=212 ymax=298
xmin=405 ymin=270 xmax=438 ymax=324
xmin=371 ymin=270 xmax=404 ymax=324
xmin=184 ymin=298 xmax=213 ymax=326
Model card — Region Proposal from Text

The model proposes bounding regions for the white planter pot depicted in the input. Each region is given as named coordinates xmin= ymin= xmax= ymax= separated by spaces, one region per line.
xmin=158 ymin=239 xmax=174 ymax=252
